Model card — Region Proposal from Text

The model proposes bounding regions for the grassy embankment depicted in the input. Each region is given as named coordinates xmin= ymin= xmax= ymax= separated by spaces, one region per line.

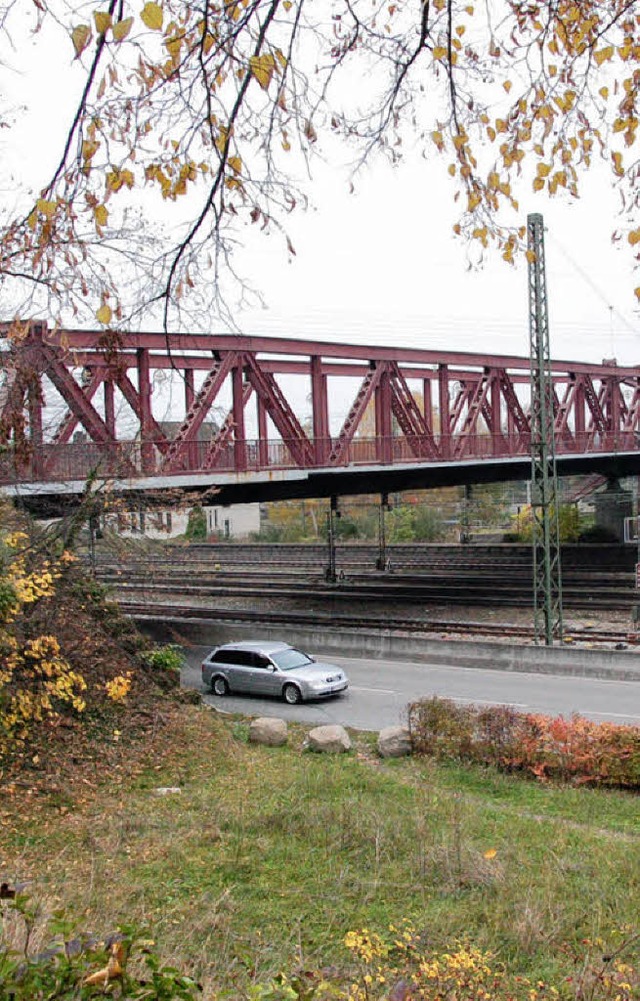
xmin=1 ymin=702 xmax=638 ymax=997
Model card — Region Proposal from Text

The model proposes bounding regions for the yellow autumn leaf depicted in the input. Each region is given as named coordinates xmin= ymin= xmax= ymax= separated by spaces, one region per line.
xmin=249 ymin=53 xmax=276 ymax=90
xmin=94 ymin=204 xmax=109 ymax=228
xmin=432 ymin=46 xmax=448 ymax=61
xmin=483 ymin=848 xmax=498 ymax=860
xmin=532 ymin=177 xmax=545 ymax=191
xmin=628 ymin=229 xmax=640 ymax=246
xmin=467 ymin=190 xmax=481 ymax=211
xmin=82 ymin=139 xmax=99 ymax=161
xmin=96 ymin=303 xmax=112 ymax=325
xmin=228 ymin=156 xmax=242 ymax=174
xmin=594 ymin=45 xmax=614 ymax=66
xmin=94 ymin=11 xmax=112 ymax=34
xmin=36 ymin=198 xmax=57 ymax=217
xmin=635 ymin=288 xmax=640 ymax=301
xmin=71 ymin=24 xmax=92 ymax=58
xmin=283 ymin=0 xmax=292 ymax=8
xmin=503 ymin=80 xmax=512 ymax=93
xmin=612 ymin=151 xmax=624 ymax=177
xmin=113 ymin=17 xmax=133 ymax=41
xmin=140 ymin=2 xmax=163 ymax=31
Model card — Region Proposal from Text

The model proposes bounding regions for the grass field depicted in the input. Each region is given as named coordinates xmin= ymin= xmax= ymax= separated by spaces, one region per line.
xmin=1 ymin=703 xmax=639 ymax=998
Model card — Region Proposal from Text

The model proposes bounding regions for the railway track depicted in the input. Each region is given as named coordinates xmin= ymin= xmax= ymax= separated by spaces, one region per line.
xmin=121 ymin=599 xmax=635 ymax=646
xmin=107 ymin=576 xmax=634 ymax=610
xmin=88 ymin=543 xmax=639 ymax=638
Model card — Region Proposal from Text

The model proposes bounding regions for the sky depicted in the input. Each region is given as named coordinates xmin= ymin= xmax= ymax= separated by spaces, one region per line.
xmin=232 ymin=150 xmax=639 ymax=367
xmin=1 ymin=4 xmax=639 ymax=394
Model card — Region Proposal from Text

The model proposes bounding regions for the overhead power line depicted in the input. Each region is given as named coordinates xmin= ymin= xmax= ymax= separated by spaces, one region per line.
xmin=548 ymin=232 xmax=637 ymax=337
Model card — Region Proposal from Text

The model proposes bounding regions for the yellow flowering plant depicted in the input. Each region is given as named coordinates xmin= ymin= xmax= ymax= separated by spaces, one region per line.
xmin=0 ymin=527 xmax=86 ymax=749
xmin=105 ymin=672 xmax=133 ymax=702
xmin=342 ymin=925 xmax=639 ymax=1001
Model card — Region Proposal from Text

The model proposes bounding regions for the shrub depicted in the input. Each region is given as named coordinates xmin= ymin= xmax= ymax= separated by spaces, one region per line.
xmin=139 ymin=644 xmax=184 ymax=690
xmin=185 ymin=506 xmax=207 ymax=541
xmin=0 ymin=890 xmax=200 ymax=999
xmin=338 ymin=923 xmax=639 ymax=1001
xmin=406 ymin=696 xmax=475 ymax=759
xmin=577 ymin=524 xmax=620 ymax=543
xmin=408 ymin=698 xmax=640 ymax=789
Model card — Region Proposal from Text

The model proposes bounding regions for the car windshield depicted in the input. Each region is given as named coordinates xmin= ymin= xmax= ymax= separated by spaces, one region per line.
xmin=270 ymin=648 xmax=314 ymax=671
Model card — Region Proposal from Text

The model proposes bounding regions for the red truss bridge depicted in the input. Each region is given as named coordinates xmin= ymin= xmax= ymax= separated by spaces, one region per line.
xmin=1 ymin=323 xmax=640 ymax=510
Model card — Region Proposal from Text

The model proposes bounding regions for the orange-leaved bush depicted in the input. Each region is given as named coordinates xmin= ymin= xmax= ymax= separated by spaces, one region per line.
xmin=408 ymin=697 xmax=640 ymax=789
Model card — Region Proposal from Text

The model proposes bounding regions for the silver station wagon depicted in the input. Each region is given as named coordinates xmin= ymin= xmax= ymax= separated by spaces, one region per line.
xmin=201 ymin=641 xmax=349 ymax=705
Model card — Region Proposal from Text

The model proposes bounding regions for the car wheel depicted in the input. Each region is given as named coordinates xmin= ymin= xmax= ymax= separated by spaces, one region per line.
xmin=283 ymin=683 xmax=302 ymax=705
xmin=212 ymin=675 xmax=229 ymax=696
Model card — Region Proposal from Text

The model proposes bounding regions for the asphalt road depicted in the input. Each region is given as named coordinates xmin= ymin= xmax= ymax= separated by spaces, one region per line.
xmin=180 ymin=644 xmax=640 ymax=730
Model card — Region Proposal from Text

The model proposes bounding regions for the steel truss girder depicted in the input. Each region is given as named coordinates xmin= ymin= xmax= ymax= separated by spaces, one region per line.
xmin=388 ymin=362 xmax=440 ymax=459
xmin=622 ymin=382 xmax=640 ymax=432
xmin=499 ymin=370 xmax=529 ymax=437
xmin=243 ymin=354 xmax=314 ymax=467
xmin=162 ymin=352 xmax=239 ymax=471
xmin=37 ymin=341 xmax=113 ymax=445
xmin=327 ymin=363 xmax=387 ymax=466
xmin=3 ymin=321 xmax=640 ymax=483
xmin=202 ymin=381 xmax=253 ymax=470
xmin=114 ymin=371 xmax=171 ymax=455
xmin=453 ymin=375 xmax=493 ymax=457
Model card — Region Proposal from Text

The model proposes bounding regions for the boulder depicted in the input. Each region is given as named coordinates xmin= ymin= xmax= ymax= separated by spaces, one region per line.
xmin=307 ymin=724 xmax=351 ymax=753
xmin=248 ymin=717 xmax=288 ymax=747
xmin=377 ymin=725 xmax=412 ymax=759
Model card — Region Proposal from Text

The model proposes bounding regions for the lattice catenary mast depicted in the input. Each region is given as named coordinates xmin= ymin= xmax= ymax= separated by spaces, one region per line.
xmin=527 ymin=213 xmax=563 ymax=645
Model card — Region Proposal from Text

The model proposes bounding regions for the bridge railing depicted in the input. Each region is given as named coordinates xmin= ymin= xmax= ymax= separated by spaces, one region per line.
xmin=0 ymin=430 xmax=638 ymax=485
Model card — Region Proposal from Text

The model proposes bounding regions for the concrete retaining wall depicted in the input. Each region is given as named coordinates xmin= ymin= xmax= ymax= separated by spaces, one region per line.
xmin=134 ymin=615 xmax=640 ymax=682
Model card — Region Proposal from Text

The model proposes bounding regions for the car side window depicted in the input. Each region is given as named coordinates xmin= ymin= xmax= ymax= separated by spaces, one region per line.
xmin=229 ymin=650 xmax=253 ymax=666
xmin=251 ymin=653 xmax=271 ymax=669
xmin=212 ymin=650 xmax=253 ymax=666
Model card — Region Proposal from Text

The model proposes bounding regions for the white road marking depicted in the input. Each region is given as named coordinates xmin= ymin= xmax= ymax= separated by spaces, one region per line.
xmin=586 ymin=711 xmax=640 ymax=721
xmin=453 ymin=697 xmax=528 ymax=707
xmin=350 ymin=685 xmax=397 ymax=695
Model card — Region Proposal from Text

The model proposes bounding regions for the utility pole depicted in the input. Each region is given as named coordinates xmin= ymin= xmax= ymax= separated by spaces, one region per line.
xmin=527 ymin=213 xmax=563 ymax=645
xmin=326 ymin=496 xmax=339 ymax=583
xmin=376 ymin=493 xmax=390 ymax=570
